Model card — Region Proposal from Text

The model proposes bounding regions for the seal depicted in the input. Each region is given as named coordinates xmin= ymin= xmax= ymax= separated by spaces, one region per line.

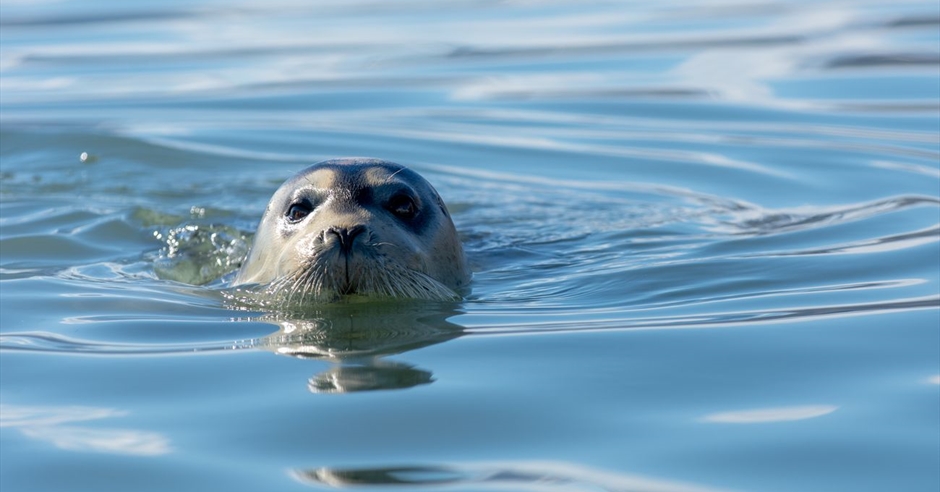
xmin=233 ymin=158 xmax=470 ymax=303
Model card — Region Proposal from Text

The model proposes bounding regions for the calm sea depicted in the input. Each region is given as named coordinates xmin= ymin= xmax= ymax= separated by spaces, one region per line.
xmin=1 ymin=1 xmax=938 ymax=491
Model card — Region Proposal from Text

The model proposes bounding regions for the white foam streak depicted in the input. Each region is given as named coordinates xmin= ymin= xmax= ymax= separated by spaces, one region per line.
xmin=702 ymin=405 xmax=838 ymax=423
xmin=0 ymin=404 xmax=171 ymax=456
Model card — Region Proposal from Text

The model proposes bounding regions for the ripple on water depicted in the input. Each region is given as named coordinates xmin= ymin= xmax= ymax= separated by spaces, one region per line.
xmin=0 ymin=1 xmax=938 ymax=490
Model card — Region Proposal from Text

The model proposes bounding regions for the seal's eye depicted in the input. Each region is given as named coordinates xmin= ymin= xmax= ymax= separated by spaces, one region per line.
xmin=387 ymin=194 xmax=417 ymax=220
xmin=286 ymin=200 xmax=313 ymax=223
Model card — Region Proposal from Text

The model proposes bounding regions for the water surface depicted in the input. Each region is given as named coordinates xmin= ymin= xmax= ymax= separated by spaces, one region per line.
xmin=1 ymin=1 xmax=939 ymax=491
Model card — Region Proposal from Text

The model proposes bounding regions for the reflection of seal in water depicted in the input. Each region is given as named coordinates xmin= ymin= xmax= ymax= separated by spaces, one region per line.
xmin=255 ymin=302 xmax=465 ymax=392
xmin=233 ymin=158 xmax=470 ymax=303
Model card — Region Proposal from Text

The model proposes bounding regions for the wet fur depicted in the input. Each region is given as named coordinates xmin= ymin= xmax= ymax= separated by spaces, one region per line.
xmin=233 ymin=159 xmax=469 ymax=307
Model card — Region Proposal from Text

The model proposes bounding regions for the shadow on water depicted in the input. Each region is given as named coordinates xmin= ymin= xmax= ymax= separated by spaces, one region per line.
xmin=292 ymin=461 xmax=732 ymax=492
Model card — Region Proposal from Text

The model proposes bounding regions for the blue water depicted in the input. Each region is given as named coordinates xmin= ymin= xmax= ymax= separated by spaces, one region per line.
xmin=2 ymin=1 xmax=939 ymax=491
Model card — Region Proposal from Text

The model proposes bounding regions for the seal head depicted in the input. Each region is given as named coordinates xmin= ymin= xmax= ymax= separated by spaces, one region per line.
xmin=234 ymin=158 xmax=469 ymax=303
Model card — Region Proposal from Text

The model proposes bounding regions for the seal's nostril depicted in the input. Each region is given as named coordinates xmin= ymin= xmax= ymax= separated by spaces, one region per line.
xmin=328 ymin=225 xmax=367 ymax=252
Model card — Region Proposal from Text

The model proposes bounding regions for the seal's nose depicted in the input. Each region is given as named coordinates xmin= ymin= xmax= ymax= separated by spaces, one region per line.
xmin=326 ymin=225 xmax=367 ymax=253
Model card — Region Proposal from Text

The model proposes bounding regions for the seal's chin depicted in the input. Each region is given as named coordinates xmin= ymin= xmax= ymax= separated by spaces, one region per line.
xmin=264 ymin=247 xmax=459 ymax=306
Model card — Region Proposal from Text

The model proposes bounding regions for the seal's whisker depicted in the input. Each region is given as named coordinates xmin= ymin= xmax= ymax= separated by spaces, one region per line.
xmin=262 ymin=263 xmax=459 ymax=305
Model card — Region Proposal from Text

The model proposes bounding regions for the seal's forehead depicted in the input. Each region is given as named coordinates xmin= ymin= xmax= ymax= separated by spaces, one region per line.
xmin=287 ymin=159 xmax=425 ymax=190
